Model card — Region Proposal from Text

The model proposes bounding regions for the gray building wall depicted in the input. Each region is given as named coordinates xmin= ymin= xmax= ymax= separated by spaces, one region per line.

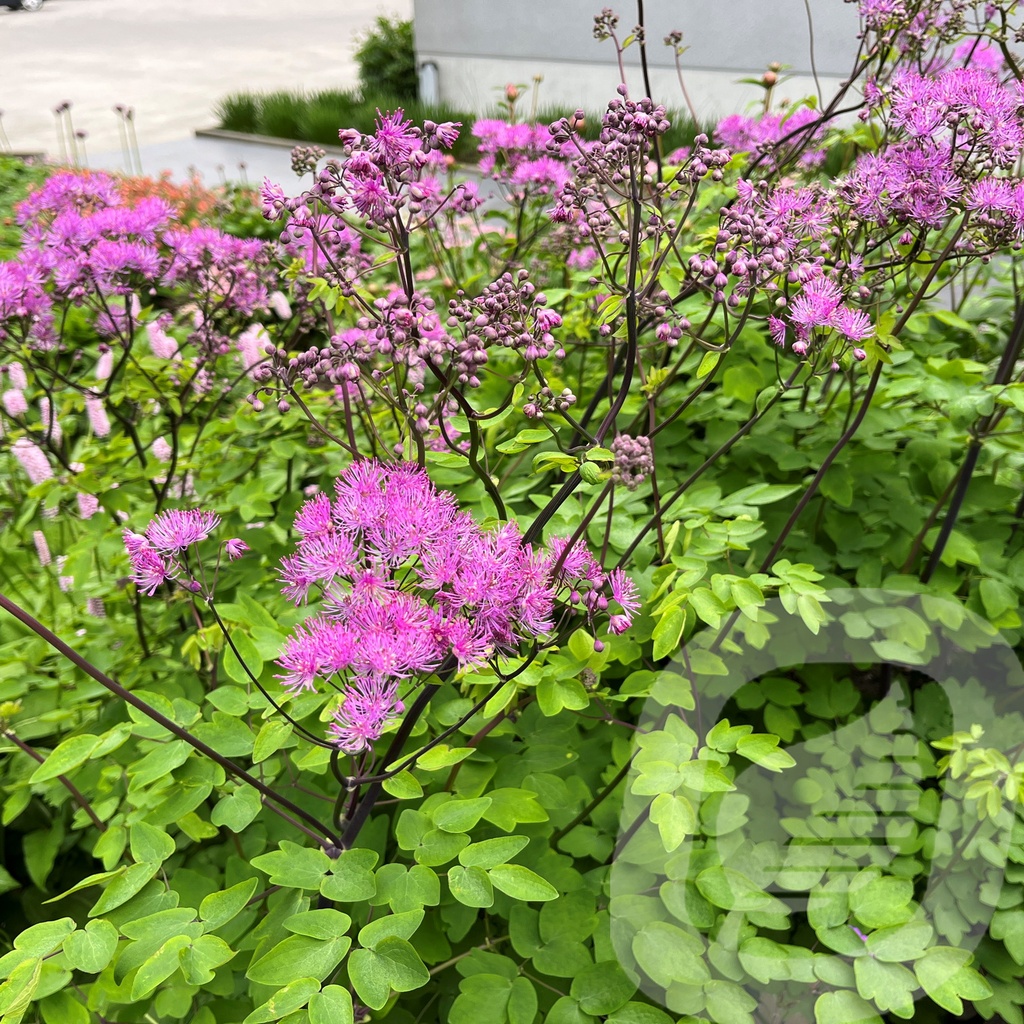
xmin=414 ymin=0 xmax=861 ymax=119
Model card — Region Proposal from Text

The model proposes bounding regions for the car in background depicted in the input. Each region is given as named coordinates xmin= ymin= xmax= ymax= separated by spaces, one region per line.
xmin=0 ymin=0 xmax=44 ymax=10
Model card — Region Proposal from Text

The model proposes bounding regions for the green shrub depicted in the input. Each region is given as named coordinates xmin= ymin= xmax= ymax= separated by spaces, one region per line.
xmin=256 ymin=90 xmax=306 ymax=141
xmin=297 ymin=98 xmax=354 ymax=148
xmin=354 ymin=15 xmax=418 ymax=102
xmin=213 ymin=91 xmax=260 ymax=135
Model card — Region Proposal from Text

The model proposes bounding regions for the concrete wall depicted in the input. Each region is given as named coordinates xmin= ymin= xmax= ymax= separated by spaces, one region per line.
xmin=413 ymin=0 xmax=861 ymax=119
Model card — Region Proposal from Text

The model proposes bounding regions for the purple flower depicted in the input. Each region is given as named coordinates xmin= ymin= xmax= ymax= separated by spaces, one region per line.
xmin=371 ymin=109 xmax=419 ymax=166
xmin=123 ymin=531 xmax=172 ymax=595
xmin=831 ymin=306 xmax=875 ymax=342
xmin=224 ymin=538 xmax=249 ymax=560
xmin=328 ymin=675 xmax=404 ymax=753
xmin=145 ymin=509 xmax=221 ymax=552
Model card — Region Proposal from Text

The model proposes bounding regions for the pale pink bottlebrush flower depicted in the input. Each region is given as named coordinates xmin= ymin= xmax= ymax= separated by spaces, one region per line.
xmin=39 ymin=397 xmax=62 ymax=443
xmin=77 ymin=493 xmax=99 ymax=519
xmin=2 ymin=389 xmax=27 ymax=417
xmin=11 ymin=438 xmax=53 ymax=485
xmin=6 ymin=363 xmax=27 ymax=390
xmin=84 ymin=396 xmax=111 ymax=437
xmin=146 ymin=320 xmax=179 ymax=359
xmin=56 ymin=555 xmax=73 ymax=592
xmin=95 ymin=349 xmax=114 ymax=380
xmin=33 ymin=530 xmax=51 ymax=566
xmin=269 ymin=290 xmax=292 ymax=319
xmin=86 ymin=598 xmax=106 ymax=618
xmin=151 ymin=436 xmax=172 ymax=462
xmin=237 ymin=324 xmax=269 ymax=376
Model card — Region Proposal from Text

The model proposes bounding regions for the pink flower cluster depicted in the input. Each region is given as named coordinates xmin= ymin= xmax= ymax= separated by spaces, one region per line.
xmin=123 ymin=509 xmax=246 ymax=596
xmin=1 ymin=171 xmax=271 ymax=354
xmin=473 ymin=119 xmax=572 ymax=193
xmin=276 ymin=461 xmax=638 ymax=752
xmin=261 ymin=108 xmax=476 ymax=237
xmin=714 ymin=107 xmax=826 ymax=168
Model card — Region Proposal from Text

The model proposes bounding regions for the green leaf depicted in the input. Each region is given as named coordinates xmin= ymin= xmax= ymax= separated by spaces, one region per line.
xmin=62 ymin=920 xmax=118 ymax=974
xmin=246 ymin=935 xmax=351 ymax=986
xmin=285 ymin=909 xmax=353 ymax=940
xmin=509 ymin=976 xmax=538 ymax=1024
xmin=358 ymin=910 xmax=423 ymax=948
xmin=459 ymin=836 xmax=530 ymax=869
xmin=631 ymin=922 xmax=707 ymax=987
xmin=696 ymin=867 xmax=778 ymax=912
xmin=705 ymin=979 xmax=758 ymax=1024
xmin=320 ymin=849 xmax=378 ymax=903
xmin=570 ymin=961 xmax=637 ymax=1015
xmin=849 ymin=877 xmax=914 ymax=930
xmin=488 ymin=864 xmax=558 ymax=901
xmin=677 ymin=760 xmax=735 ymax=793
xmin=129 ymin=822 xmax=176 ymax=865
xmin=814 ymin=989 xmax=884 ymax=1024
xmin=120 ymin=908 xmax=197 ymax=942
xmin=854 ymin=957 xmax=918 ymax=1018
xmin=179 ymin=934 xmax=236 ymax=985
xmin=382 ymin=771 xmax=423 ymax=800
xmin=253 ymin=719 xmax=294 ymax=763
xmin=432 ymin=798 xmax=493 ymax=833
xmin=537 ymin=676 xmax=590 ymax=716
xmin=38 ymin=991 xmax=90 ymax=1024
xmin=652 ymin=607 xmax=684 ymax=660
xmin=13 ymin=919 xmax=75 ymax=956
xmin=697 ymin=351 xmax=720 ymax=379
xmin=252 ymin=840 xmax=331 ymax=890
xmin=89 ymin=861 xmax=160 ymax=916
xmin=736 ymin=734 xmax=796 ymax=772
xmin=449 ymin=866 xmax=495 ymax=908
xmin=222 ymin=629 xmax=263 ymax=684
xmin=371 ymin=863 xmax=440 ymax=913
xmin=348 ymin=936 xmax=429 ymax=1010
xmin=649 ymin=792 xmax=696 ymax=851
xmin=865 ymin=920 xmax=933 ymax=962
xmin=210 ymin=785 xmax=262 ymax=832
xmin=199 ymin=877 xmax=258 ymax=931
xmin=413 ymin=745 xmax=474 ymax=771
xmin=606 ymin=1003 xmax=674 ymax=1024
xmin=243 ymin=977 xmax=321 ymax=1024
xmin=309 ymin=985 xmax=354 ymax=1024
xmin=483 ymin=789 xmax=548 ymax=831
xmin=992 ymin=908 xmax=1024 ymax=964
xmin=131 ymin=935 xmax=192 ymax=1000
xmin=914 ymin=946 xmax=992 ymax=1015
xmin=28 ymin=735 xmax=99 ymax=782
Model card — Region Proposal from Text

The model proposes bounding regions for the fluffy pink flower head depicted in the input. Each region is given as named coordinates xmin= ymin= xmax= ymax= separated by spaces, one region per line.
xmin=224 ymin=538 xmax=249 ymax=560
xmin=145 ymin=509 xmax=221 ymax=552
xmin=123 ymin=531 xmax=172 ymax=595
